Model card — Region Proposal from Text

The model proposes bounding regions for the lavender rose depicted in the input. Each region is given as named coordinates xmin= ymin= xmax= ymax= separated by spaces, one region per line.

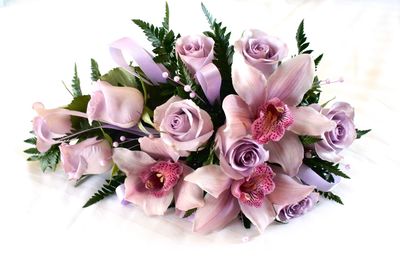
xmin=176 ymin=35 xmax=215 ymax=74
xmin=277 ymin=192 xmax=319 ymax=222
xmin=235 ymin=29 xmax=288 ymax=77
xmin=216 ymin=126 xmax=269 ymax=179
xmin=314 ymin=102 xmax=357 ymax=163
xmin=153 ymin=96 xmax=214 ymax=154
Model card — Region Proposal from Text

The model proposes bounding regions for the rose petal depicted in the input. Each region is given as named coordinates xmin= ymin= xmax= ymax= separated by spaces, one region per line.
xmin=288 ymin=106 xmax=337 ymax=136
xmin=87 ymin=81 xmax=144 ymax=128
xmin=239 ymin=198 xmax=276 ymax=233
xmin=112 ymin=148 xmax=156 ymax=176
xmin=268 ymin=173 xmax=315 ymax=206
xmin=193 ymin=190 xmax=240 ymax=234
xmin=264 ymin=131 xmax=304 ymax=177
xmin=153 ymin=96 xmax=183 ymax=130
xmin=315 ymin=142 xmax=343 ymax=163
xmin=266 ymin=54 xmax=314 ymax=106
xmin=184 ymin=165 xmax=232 ymax=198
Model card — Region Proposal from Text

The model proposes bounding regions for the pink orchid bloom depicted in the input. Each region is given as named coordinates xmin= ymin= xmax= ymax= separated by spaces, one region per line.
xmin=226 ymin=53 xmax=336 ymax=176
xmin=59 ymin=138 xmax=113 ymax=180
xmin=185 ymin=164 xmax=314 ymax=233
xmin=112 ymin=146 xmax=204 ymax=216
xmin=32 ymin=102 xmax=87 ymax=153
xmin=87 ymin=80 xmax=144 ymax=128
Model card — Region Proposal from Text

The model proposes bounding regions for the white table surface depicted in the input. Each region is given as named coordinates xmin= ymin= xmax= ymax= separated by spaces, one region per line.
xmin=0 ymin=0 xmax=399 ymax=255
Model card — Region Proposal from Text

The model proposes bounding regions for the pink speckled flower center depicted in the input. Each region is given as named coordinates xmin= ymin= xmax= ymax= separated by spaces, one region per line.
xmin=237 ymin=164 xmax=275 ymax=207
xmin=141 ymin=161 xmax=183 ymax=197
xmin=251 ymin=97 xmax=293 ymax=144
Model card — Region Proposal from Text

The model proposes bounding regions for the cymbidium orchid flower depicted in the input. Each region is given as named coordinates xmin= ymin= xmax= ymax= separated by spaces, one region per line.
xmin=225 ymin=53 xmax=336 ymax=176
xmin=185 ymin=164 xmax=314 ymax=233
xmin=112 ymin=144 xmax=204 ymax=216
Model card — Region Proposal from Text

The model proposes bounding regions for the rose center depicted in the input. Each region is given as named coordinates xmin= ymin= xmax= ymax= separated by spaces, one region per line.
xmin=251 ymin=97 xmax=293 ymax=144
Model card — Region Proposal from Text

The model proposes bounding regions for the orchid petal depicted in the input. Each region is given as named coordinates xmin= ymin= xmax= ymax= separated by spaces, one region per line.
xmin=174 ymin=165 xmax=205 ymax=211
xmin=288 ymin=106 xmax=336 ymax=136
xmin=124 ymin=175 xmax=173 ymax=216
xmin=267 ymin=54 xmax=314 ymax=106
xmin=184 ymin=165 xmax=231 ymax=198
xmin=268 ymin=173 xmax=314 ymax=206
xmin=221 ymin=95 xmax=252 ymax=141
xmin=264 ymin=131 xmax=304 ymax=177
xmin=232 ymin=48 xmax=268 ymax=112
xmin=139 ymin=136 xmax=181 ymax=162
xmin=193 ymin=190 xmax=240 ymax=234
xmin=112 ymin=148 xmax=156 ymax=176
xmin=239 ymin=198 xmax=276 ymax=233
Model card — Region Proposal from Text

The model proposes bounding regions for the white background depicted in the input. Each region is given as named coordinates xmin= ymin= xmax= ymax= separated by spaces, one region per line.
xmin=0 ymin=0 xmax=399 ymax=255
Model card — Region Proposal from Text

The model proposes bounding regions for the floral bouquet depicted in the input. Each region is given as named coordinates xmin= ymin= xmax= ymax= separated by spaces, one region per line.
xmin=25 ymin=3 xmax=370 ymax=234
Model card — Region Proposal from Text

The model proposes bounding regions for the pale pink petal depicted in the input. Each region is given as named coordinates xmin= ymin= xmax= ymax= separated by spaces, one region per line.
xmin=184 ymin=165 xmax=232 ymax=198
xmin=221 ymin=95 xmax=252 ymax=141
xmin=141 ymin=191 xmax=174 ymax=216
xmin=315 ymin=142 xmax=343 ymax=163
xmin=59 ymin=138 xmax=112 ymax=180
xmin=267 ymin=54 xmax=314 ymax=106
xmin=264 ymin=131 xmax=304 ymax=177
xmin=268 ymin=173 xmax=315 ymax=206
xmin=193 ymin=190 xmax=240 ymax=234
xmin=324 ymin=102 xmax=355 ymax=119
xmin=112 ymin=148 xmax=156 ymax=176
xmin=232 ymin=48 xmax=268 ymax=112
xmin=174 ymin=164 xmax=205 ymax=211
xmin=288 ymin=106 xmax=336 ymax=136
xmin=87 ymin=81 xmax=144 ymax=128
xmin=239 ymin=198 xmax=276 ymax=233
xmin=153 ymin=96 xmax=183 ymax=130
xmin=139 ymin=136 xmax=181 ymax=162
xmin=124 ymin=174 xmax=173 ymax=216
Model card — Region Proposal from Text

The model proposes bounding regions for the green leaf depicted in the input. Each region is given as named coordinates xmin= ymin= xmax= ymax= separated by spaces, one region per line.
xmin=317 ymin=190 xmax=343 ymax=205
xmin=296 ymin=19 xmax=312 ymax=55
xmin=71 ymin=64 xmax=82 ymax=97
xmin=183 ymin=208 xmax=197 ymax=218
xmin=304 ymin=155 xmax=350 ymax=180
xmin=177 ymin=56 xmax=194 ymax=86
xmin=299 ymin=135 xmax=322 ymax=146
xmin=314 ymin=53 xmax=323 ymax=68
xmin=201 ymin=4 xmax=235 ymax=100
xmin=201 ymin=2 xmax=214 ymax=27
xmin=65 ymin=95 xmax=91 ymax=130
xmin=24 ymin=137 xmax=37 ymax=145
xmin=356 ymin=129 xmax=371 ymax=139
xmin=299 ymin=76 xmax=321 ymax=106
xmin=162 ymin=2 xmax=169 ymax=30
xmin=100 ymin=67 xmax=138 ymax=88
xmin=240 ymin=212 xmax=252 ymax=229
xmin=24 ymin=148 xmax=40 ymax=154
xmin=90 ymin=58 xmax=101 ymax=81
xmin=83 ymin=175 xmax=126 ymax=208
xmin=132 ymin=19 xmax=165 ymax=48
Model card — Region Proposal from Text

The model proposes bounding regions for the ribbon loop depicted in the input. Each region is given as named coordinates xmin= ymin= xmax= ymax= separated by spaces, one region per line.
xmin=195 ymin=63 xmax=222 ymax=105
xmin=109 ymin=37 xmax=167 ymax=85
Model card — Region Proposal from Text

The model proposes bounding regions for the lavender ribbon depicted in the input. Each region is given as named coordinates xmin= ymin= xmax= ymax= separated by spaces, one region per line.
xmin=195 ymin=63 xmax=222 ymax=105
xmin=297 ymin=164 xmax=341 ymax=192
xmin=109 ymin=37 xmax=167 ymax=85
